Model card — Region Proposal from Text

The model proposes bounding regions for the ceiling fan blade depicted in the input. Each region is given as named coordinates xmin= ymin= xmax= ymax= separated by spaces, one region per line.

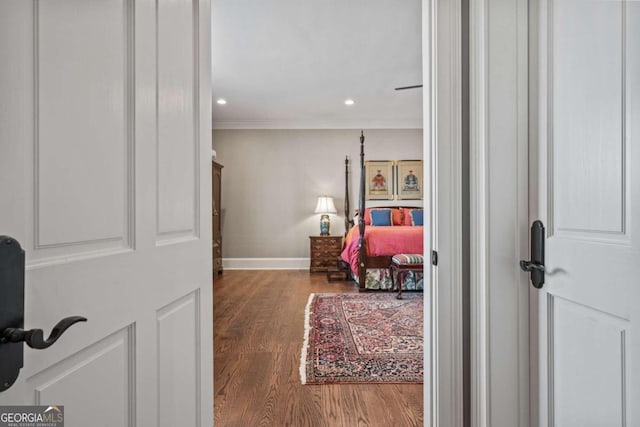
xmin=394 ymin=84 xmax=423 ymax=91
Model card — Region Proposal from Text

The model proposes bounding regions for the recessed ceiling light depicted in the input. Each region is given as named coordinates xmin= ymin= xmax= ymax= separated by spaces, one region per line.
xmin=344 ymin=99 xmax=355 ymax=106
xmin=217 ymin=99 xmax=227 ymax=105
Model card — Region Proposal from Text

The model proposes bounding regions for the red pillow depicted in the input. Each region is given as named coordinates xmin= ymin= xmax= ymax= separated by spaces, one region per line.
xmin=391 ymin=208 xmax=403 ymax=225
xmin=362 ymin=208 xmax=371 ymax=225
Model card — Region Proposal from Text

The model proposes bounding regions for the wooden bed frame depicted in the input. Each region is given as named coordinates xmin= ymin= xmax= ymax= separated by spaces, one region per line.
xmin=349 ymin=131 xmax=416 ymax=290
xmin=341 ymin=132 xmax=422 ymax=289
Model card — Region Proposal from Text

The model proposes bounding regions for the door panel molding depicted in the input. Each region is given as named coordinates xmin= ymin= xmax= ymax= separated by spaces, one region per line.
xmin=32 ymin=0 xmax=135 ymax=261
xmin=156 ymin=0 xmax=201 ymax=244
xmin=157 ymin=290 xmax=201 ymax=427
xmin=548 ymin=0 xmax=627 ymax=239
xmin=547 ymin=294 xmax=629 ymax=426
xmin=30 ymin=325 xmax=135 ymax=426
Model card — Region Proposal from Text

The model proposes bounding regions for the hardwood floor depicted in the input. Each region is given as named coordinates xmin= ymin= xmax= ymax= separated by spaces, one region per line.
xmin=213 ymin=270 xmax=424 ymax=426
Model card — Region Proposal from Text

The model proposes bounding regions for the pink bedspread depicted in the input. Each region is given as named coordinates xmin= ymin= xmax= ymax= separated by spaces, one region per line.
xmin=340 ymin=226 xmax=424 ymax=274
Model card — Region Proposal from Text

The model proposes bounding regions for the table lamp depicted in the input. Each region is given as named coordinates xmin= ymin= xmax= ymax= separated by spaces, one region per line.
xmin=314 ymin=196 xmax=337 ymax=236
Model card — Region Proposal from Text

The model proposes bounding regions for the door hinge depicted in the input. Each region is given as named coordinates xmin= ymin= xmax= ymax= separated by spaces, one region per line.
xmin=431 ymin=250 xmax=438 ymax=266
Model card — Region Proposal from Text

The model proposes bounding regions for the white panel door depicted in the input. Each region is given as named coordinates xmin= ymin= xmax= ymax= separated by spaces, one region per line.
xmin=533 ymin=0 xmax=639 ymax=425
xmin=0 ymin=0 xmax=213 ymax=426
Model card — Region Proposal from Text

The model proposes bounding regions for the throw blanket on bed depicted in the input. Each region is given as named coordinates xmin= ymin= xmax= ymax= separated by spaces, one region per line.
xmin=340 ymin=225 xmax=424 ymax=274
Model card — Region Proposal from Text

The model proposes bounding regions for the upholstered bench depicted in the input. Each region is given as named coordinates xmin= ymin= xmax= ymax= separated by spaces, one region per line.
xmin=390 ymin=254 xmax=424 ymax=299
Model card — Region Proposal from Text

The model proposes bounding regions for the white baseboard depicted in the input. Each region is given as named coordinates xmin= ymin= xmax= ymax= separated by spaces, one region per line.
xmin=222 ymin=258 xmax=310 ymax=270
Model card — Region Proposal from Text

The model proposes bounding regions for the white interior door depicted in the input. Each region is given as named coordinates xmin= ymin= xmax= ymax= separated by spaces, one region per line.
xmin=532 ymin=0 xmax=639 ymax=425
xmin=0 ymin=1 xmax=213 ymax=426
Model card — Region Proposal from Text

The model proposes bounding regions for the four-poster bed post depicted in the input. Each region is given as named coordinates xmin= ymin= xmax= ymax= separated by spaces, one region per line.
xmin=357 ymin=131 xmax=367 ymax=289
xmin=344 ymin=155 xmax=353 ymax=235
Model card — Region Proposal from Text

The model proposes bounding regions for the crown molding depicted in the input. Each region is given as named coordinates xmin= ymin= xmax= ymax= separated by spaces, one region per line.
xmin=212 ymin=118 xmax=423 ymax=130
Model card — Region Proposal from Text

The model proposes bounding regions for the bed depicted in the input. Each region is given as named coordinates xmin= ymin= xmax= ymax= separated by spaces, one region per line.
xmin=340 ymin=131 xmax=425 ymax=290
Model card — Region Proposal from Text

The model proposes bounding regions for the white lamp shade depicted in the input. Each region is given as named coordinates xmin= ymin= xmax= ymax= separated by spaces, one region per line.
xmin=314 ymin=196 xmax=337 ymax=214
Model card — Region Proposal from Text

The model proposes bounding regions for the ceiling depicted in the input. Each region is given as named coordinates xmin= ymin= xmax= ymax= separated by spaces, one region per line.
xmin=211 ymin=0 xmax=423 ymax=129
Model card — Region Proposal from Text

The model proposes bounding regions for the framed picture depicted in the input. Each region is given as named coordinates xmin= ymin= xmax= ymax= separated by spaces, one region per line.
xmin=396 ymin=160 xmax=423 ymax=200
xmin=365 ymin=160 xmax=394 ymax=200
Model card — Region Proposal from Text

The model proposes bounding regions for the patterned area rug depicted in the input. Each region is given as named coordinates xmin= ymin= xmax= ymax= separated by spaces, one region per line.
xmin=300 ymin=293 xmax=423 ymax=384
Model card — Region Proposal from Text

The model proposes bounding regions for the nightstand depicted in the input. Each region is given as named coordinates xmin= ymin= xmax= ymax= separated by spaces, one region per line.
xmin=309 ymin=236 xmax=343 ymax=273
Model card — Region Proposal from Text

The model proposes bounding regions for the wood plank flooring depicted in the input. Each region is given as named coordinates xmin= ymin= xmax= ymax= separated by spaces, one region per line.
xmin=213 ymin=270 xmax=424 ymax=426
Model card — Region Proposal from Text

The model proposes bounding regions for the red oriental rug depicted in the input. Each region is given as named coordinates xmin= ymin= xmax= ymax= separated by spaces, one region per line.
xmin=300 ymin=293 xmax=423 ymax=384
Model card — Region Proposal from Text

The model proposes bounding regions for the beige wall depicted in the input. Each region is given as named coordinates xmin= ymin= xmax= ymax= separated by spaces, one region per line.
xmin=213 ymin=128 xmax=423 ymax=260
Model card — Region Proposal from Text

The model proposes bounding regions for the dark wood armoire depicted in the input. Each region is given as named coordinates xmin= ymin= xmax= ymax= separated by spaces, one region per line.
xmin=213 ymin=161 xmax=223 ymax=275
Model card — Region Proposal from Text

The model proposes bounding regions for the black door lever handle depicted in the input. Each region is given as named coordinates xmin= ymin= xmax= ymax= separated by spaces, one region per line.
xmin=520 ymin=220 xmax=545 ymax=289
xmin=519 ymin=260 xmax=545 ymax=273
xmin=1 ymin=316 xmax=87 ymax=350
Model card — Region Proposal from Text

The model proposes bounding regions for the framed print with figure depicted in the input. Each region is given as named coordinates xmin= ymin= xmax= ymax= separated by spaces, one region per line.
xmin=396 ymin=160 xmax=423 ymax=200
xmin=365 ymin=160 xmax=394 ymax=200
